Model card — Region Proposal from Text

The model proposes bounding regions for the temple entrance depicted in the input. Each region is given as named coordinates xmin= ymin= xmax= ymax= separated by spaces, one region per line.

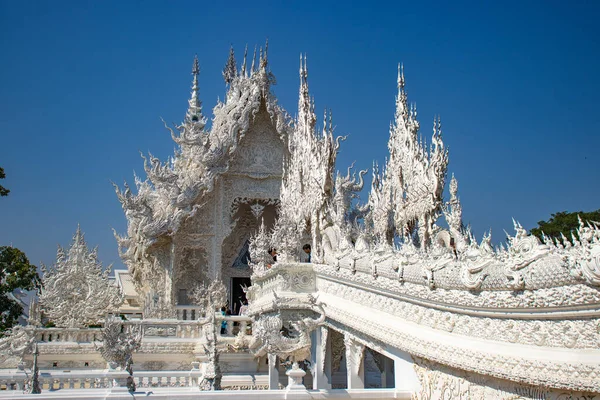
xmin=230 ymin=277 xmax=251 ymax=314
xmin=221 ymin=198 xmax=279 ymax=309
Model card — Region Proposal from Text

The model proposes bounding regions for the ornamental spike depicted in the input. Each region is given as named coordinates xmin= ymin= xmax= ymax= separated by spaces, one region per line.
xmin=251 ymin=45 xmax=257 ymax=74
xmin=261 ymin=38 xmax=269 ymax=69
xmin=241 ymin=44 xmax=248 ymax=77
xmin=397 ymin=63 xmax=405 ymax=90
xmin=304 ymin=53 xmax=308 ymax=78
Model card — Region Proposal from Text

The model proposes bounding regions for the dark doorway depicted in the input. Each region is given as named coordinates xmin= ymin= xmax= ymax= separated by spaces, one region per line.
xmin=231 ymin=277 xmax=251 ymax=315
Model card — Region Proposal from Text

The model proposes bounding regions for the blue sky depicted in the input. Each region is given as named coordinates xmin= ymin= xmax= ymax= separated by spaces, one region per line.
xmin=1 ymin=1 xmax=598 ymax=271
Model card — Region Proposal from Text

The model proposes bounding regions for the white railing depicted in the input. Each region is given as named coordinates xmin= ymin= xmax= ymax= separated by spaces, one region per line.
xmin=0 ymin=369 xmax=202 ymax=391
xmin=31 ymin=315 xmax=253 ymax=344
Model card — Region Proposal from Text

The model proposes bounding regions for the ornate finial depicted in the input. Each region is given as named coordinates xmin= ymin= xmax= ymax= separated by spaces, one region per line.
xmin=223 ymin=45 xmax=237 ymax=84
xmin=192 ymin=55 xmax=199 ymax=75
xmin=449 ymin=173 xmax=458 ymax=201
xmin=241 ymin=44 xmax=248 ymax=77
xmin=185 ymin=55 xmax=205 ymax=125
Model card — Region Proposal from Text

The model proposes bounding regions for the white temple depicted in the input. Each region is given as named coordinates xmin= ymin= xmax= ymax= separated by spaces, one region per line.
xmin=1 ymin=44 xmax=599 ymax=399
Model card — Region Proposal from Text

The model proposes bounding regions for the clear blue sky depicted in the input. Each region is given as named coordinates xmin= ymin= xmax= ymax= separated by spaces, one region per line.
xmin=1 ymin=0 xmax=598 ymax=271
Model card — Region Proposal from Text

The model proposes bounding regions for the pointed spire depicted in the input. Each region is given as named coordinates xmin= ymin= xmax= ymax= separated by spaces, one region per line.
xmin=223 ymin=45 xmax=237 ymax=84
xmin=251 ymin=45 xmax=257 ymax=74
xmin=74 ymin=223 xmax=84 ymax=246
xmin=297 ymin=53 xmax=316 ymax=135
xmin=185 ymin=55 xmax=205 ymax=126
xmin=241 ymin=44 xmax=248 ymax=77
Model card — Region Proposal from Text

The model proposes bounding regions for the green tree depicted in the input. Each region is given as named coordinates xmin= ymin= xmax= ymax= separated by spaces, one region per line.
xmin=0 ymin=167 xmax=9 ymax=197
xmin=530 ymin=209 xmax=600 ymax=243
xmin=0 ymin=247 xmax=41 ymax=333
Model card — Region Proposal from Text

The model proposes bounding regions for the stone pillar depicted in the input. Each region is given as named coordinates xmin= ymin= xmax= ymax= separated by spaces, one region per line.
xmin=392 ymin=352 xmax=420 ymax=392
xmin=311 ymin=326 xmax=332 ymax=389
xmin=268 ymin=353 xmax=279 ymax=390
xmin=344 ymin=333 xmax=365 ymax=389
xmin=381 ymin=356 xmax=394 ymax=388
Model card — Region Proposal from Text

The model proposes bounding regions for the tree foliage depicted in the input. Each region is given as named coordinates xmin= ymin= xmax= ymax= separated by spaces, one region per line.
xmin=0 ymin=247 xmax=41 ymax=333
xmin=530 ymin=209 xmax=600 ymax=243
xmin=0 ymin=167 xmax=9 ymax=197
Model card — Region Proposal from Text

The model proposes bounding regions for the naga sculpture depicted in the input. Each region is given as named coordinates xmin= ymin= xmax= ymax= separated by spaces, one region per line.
xmin=248 ymin=294 xmax=325 ymax=363
xmin=96 ymin=316 xmax=142 ymax=375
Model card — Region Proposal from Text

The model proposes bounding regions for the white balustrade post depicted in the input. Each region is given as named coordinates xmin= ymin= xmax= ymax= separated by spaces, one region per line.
xmin=285 ymin=362 xmax=311 ymax=399
xmin=190 ymin=361 xmax=201 ymax=388
xmin=226 ymin=319 xmax=233 ymax=336
xmin=267 ymin=353 xmax=279 ymax=390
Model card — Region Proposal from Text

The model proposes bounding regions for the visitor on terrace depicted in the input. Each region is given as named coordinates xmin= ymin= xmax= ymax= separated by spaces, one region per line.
xmin=220 ymin=307 xmax=227 ymax=334
xmin=302 ymin=244 xmax=311 ymax=263
xmin=267 ymin=247 xmax=277 ymax=268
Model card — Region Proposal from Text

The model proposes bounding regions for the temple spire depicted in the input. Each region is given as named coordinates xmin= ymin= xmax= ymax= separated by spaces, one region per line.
xmin=395 ymin=62 xmax=408 ymax=121
xmin=185 ymin=55 xmax=205 ymax=126
xmin=297 ymin=53 xmax=316 ymax=135
xmin=223 ymin=45 xmax=237 ymax=84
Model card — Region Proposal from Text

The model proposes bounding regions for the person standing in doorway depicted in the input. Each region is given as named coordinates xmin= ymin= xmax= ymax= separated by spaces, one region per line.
xmin=302 ymin=244 xmax=311 ymax=263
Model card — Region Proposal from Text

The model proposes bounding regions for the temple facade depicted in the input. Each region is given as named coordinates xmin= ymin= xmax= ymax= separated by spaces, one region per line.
xmin=114 ymin=48 xmax=290 ymax=315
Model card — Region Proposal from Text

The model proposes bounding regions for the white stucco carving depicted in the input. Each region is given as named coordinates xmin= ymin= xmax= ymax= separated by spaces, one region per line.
xmin=39 ymin=226 xmax=123 ymax=328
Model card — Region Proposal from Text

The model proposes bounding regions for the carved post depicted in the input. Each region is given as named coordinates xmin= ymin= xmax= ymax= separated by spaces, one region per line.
xmin=311 ymin=326 xmax=331 ymax=389
xmin=28 ymin=342 xmax=41 ymax=394
xmin=344 ymin=334 xmax=365 ymax=389
xmin=267 ymin=353 xmax=279 ymax=390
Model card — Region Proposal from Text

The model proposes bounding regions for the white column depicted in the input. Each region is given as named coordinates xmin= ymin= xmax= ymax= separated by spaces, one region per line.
xmin=311 ymin=326 xmax=332 ymax=389
xmin=392 ymin=352 xmax=420 ymax=392
xmin=344 ymin=333 xmax=365 ymax=389
xmin=268 ymin=354 xmax=279 ymax=390
xmin=381 ymin=356 xmax=394 ymax=388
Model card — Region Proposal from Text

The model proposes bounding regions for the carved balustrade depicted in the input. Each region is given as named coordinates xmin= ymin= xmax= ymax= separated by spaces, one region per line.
xmin=175 ymin=305 xmax=204 ymax=321
xmin=29 ymin=315 xmax=253 ymax=346
xmin=36 ymin=328 xmax=101 ymax=343
xmin=247 ymin=263 xmax=317 ymax=309
xmin=0 ymin=369 xmax=202 ymax=391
